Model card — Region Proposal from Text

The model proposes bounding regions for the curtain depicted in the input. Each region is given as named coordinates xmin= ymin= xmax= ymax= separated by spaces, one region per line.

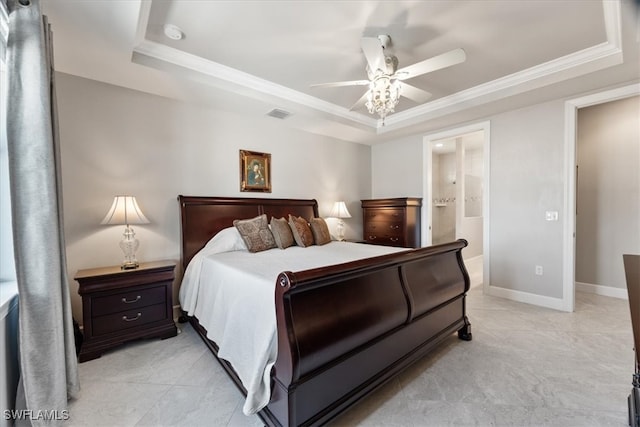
xmin=6 ymin=0 xmax=79 ymax=425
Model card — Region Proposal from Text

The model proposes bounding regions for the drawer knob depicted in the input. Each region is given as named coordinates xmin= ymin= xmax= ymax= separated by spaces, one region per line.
xmin=122 ymin=313 xmax=142 ymax=322
xmin=390 ymin=225 xmax=399 ymax=229
xmin=122 ymin=295 xmax=141 ymax=304
xmin=368 ymin=235 xmax=377 ymax=240
xmin=390 ymin=237 xmax=399 ymax=242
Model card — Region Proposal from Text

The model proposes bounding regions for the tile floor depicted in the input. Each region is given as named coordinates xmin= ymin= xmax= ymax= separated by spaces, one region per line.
xmin=68 ymin=285 xmax=635 ymax=427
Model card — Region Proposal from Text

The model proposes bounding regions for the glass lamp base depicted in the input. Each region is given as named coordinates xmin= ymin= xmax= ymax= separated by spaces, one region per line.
xmin=335 ymin=219 xmax=346 ymax=242
xmin=119 ymin=226 xmax=140 ymax=270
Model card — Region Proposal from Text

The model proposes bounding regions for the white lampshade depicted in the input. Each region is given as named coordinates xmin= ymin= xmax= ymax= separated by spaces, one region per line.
xmin=329 ymin=201 xmax=352 ymax=219
xmin=101 ymin=196 xmax=150 ymax=226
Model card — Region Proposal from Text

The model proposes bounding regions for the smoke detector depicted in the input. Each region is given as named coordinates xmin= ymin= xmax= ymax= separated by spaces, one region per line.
xmin=163 ymin=24 xmax=184 ymax=41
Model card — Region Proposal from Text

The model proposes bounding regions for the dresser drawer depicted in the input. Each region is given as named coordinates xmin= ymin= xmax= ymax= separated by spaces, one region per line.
xmin=92 ymin=303 xmax=167 ymax=336
xmin=92 ymin=286 xmax=166 ymax=317
xmin=364 ymin=221 xmax=404 ymax=236
xmin=364 ymin=235 xmax=404 ymax=247
xmin=364 ymin=208 xmax=406 ymax=222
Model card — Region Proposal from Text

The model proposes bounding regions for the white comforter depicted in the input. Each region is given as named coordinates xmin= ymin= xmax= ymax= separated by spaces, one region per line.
xmin=179 ymin=227 xmax=405 ymax=415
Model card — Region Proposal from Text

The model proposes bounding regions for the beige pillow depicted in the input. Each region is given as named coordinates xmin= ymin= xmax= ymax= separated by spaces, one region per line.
xmin=270 ymin=217 xmax=295 ymax=249
xmin=309 ymin=217 xmax=331 ymax=245
xmin=233 ymin=214 xmax=276 ymax=253
xmin=288 ymin=215 xmax=314 ymax=247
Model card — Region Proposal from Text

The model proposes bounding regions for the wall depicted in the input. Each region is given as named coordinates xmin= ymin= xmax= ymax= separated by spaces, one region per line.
xmin=55 ymin=73 xmax=372 ymax=323
xmin=373 ymin=98 xmax=566 ymax=301
xmin=371 ymin=134 xmax=423 ymax=198
xmin=488 ymin=100 xmax=566 ymax=300
xmin=576 ymin=96 xmax=640 ymax=290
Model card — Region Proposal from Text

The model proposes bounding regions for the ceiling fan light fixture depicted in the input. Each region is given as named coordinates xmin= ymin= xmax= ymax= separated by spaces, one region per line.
xmin=365 ymin=74 xmax=401 ymax=122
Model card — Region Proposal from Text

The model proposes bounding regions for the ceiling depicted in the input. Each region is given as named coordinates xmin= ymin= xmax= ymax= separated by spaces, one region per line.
xmin=41 ymin=0 xmax=639 ymax=144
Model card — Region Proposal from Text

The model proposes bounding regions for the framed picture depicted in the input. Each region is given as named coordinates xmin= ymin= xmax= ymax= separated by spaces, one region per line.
xmin=240 ymin=150 xmax=272 ymax=193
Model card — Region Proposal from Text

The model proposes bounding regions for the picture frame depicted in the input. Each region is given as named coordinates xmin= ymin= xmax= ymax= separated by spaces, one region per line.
xmin=240 ymin=150 xmax=272 ymax=193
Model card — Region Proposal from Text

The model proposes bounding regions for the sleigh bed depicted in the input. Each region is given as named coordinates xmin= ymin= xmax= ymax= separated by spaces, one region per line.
xmin=178 ymin=195 xmax=472 ymax=426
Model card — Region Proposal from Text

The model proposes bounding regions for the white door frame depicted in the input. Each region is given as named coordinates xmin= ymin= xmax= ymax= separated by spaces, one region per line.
xmin=423 ymin=121 xmax=491 ymax=288
xmin=562 ymin=83 xmax=639 ymax=312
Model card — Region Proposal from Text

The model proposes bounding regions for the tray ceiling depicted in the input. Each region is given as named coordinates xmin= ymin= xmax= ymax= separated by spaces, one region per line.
xmin=41 ymin=0 xmax=638 ymax=144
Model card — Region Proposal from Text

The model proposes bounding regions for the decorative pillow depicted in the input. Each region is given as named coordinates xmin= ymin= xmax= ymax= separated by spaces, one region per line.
xmin=288 ymin=214 xmax=314 ymax=247
xmin=270 ymin=217 xmax=295 ymax=249
xmin=309 ymin=217 xmax=331 ymax=245
xmin=233 ymin=214 xmax=276 ymax=253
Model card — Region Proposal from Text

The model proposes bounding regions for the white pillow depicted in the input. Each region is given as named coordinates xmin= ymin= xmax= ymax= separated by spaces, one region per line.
xmin=202 ymin=226 xmax=248 ymax=255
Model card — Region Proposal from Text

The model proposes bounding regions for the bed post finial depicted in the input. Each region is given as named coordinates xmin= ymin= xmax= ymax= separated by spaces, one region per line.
xmin=278 ymin=272 xmax=294 ymax=288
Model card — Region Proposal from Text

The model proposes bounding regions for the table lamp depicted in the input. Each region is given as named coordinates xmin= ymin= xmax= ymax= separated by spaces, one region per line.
xmin=101 ymin=195 xmax=150 ymax=269
xmin=329 ymin=201 xmax=351 ymax=241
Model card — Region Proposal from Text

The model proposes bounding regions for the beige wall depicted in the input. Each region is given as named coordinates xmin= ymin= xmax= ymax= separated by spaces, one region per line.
xmin=55 ymin=73 xmax=372 ymax=323
xmin=576 ymin=96 xmax=640 ymax=289
xmin=373 ymin=98 xmax=566 ymax=300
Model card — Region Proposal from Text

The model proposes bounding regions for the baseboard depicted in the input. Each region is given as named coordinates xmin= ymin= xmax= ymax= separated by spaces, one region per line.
xmin=485 ymin=284 xmax=567 ymax=311
xmin=575 ymin=282 xmax=628 ymax=300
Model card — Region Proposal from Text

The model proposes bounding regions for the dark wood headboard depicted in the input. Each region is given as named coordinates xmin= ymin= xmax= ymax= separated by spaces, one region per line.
xmin=177 ymin=196 xmax=319 ymax=270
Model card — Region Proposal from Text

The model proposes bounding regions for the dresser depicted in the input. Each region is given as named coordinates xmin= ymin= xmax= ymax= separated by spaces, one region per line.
xmin=75 ymin=260 xmax=177 ymax=362
xmin=361 ymin=197 xmax=422 ymax=248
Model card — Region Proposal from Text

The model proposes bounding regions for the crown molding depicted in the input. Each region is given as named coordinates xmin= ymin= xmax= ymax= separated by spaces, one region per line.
xmin=133 ymin=0 xmax=622 ymax=135
xmin=380 ymin=0 xmax=622 ymax=133
xmin=132 ymin=38 xmax=378 ymax=129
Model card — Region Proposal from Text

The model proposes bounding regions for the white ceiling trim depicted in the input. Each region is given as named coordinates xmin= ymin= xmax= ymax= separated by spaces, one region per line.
xmin=132 ymin=39 xmax=378 ymax=128
xmin=132 ymin=0 xmax=622 ymax=135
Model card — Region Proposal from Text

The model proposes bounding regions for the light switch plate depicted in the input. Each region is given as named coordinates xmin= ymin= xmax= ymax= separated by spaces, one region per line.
xmin=545 ymin=211 xmax=559 ymax=221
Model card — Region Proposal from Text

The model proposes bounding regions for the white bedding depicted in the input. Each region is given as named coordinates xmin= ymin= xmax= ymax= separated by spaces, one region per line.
xmin=179 ymin=227 xmax=405 ymax=415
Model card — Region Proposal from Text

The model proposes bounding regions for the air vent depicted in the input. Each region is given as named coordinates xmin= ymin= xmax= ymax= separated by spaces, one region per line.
xmin=266 ymin=109 xmax=291 ymax=120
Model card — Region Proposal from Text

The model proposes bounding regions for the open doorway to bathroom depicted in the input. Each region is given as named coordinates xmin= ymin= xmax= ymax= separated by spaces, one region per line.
xmin=424 ymin=122 xmax=490 ymax=289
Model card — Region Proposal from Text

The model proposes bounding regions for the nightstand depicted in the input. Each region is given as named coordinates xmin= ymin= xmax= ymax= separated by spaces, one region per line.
xmin=75 ymin=260 xmax=178 ymax=362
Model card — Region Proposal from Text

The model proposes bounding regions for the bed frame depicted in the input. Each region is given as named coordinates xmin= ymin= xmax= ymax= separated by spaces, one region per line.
xmin=178 ymin=195 xmax=472 ymax=426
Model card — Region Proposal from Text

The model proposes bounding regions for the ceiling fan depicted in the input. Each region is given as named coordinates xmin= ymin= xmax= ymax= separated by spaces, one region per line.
xmin=311 ymin=35 xmax=466 ymax=122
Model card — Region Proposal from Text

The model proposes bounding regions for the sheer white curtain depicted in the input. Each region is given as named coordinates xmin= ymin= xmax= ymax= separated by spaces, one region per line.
xmin=6 ymin=0 xmax=79 ymax=424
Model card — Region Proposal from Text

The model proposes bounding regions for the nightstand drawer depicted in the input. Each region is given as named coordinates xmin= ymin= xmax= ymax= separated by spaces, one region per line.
xmin=92 ymin=303 xmax=167 ymax=336
xmin=92 ymin=286 xmax=166 ymax=317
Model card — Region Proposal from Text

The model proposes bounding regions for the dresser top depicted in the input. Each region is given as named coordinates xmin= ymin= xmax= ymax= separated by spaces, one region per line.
xmin=361 ymin=197 xmax=422 ymax=207
xmin=74 ymin=260 xmax=175 ymax=280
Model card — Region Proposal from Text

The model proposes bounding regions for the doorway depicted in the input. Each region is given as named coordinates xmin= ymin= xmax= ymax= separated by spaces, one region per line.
xmin=424 ymin=122 xmax=490 ymax=288
xmin=563 ymin=83 xmax=639 ymax=312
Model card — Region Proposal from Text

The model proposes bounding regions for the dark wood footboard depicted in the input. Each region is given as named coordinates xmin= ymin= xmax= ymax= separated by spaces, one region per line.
xmin=267 ymin=239 xmax=470 ymax=426
xmin=178 ymin=196 xmax=472 ymax=426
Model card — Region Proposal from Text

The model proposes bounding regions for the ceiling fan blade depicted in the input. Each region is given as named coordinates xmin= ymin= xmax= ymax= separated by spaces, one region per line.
xmin=361 ymin=36 xmax=385 ymax=72
xmin=396 ymin=48 xmax=466 ymax=80
xmin=349 ymin=92 xmax=369 ymax=111
xmin=310 ymin=80 xmax=370 ymax=88
xmin=399 ymin=82 xmax=432 ymax=104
